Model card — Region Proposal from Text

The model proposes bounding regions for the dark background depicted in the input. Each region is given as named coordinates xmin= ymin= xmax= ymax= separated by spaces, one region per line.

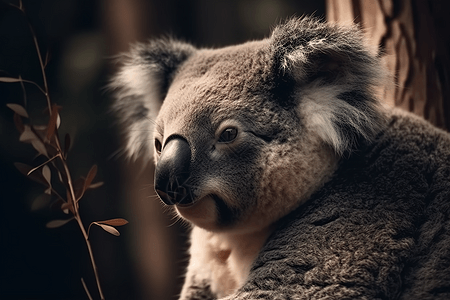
xmin=0 ymin=1 xmax=325 ymax=299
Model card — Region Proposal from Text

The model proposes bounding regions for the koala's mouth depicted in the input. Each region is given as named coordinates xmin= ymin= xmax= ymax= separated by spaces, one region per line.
xmin=175 ymin=201 xmax=197 ymax=208
xmin=175 ymin=194 xmax=220 ymax=208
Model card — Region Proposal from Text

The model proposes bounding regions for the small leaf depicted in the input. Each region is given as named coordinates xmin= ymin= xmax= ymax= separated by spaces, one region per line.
xmin=84 ymin=165 xmax=97 ymax=190
xmin=57 ymin=170 xmax=64 ymax=183
xmin=19 ymin=125 xmax=38 ymax=142
xmin=46 ymin=105 xmax=59 ymax=140
xmin=46 ymin=218 xmax=74 ymax=228
xmin=14 ymin=162 xmax=32 ymax=175
xmin=33 ymin=125 xmax=48 ymax=131
xmin=13 ymin=113 xmax=25 ymax=133
xmin=31 ymin=194 xmax=52 ymax=211
xmin=0 ymin=77 xmax=24 ymax=83
xmin=19 ymin=125 xmax=48 ymax=157
xmin=44 ymin=187 xmax=52 ymax=195
xmin=88 ymin=182 xmax=104 ymax=189
xmin=49 ymin=198 xmax=64 ymax=211
xmin=31 ymin=139 xmax=48 ymax=157
xmin=97 ymin=218 xmax=129 ymax=227
xmin=6 ymin=103 xmax=29 ymax=118
xmin=56 ymin=113 xmax=61 ymax=129
xmin=93 ymin=222 xmax=120 ymax=236
xmin=61 ymin=202 xmax=72 ymax=214
xmin=14 ymin=162 xmax=48 ymax=186
xmin=42 ymin=165 xmax=51 ymax=185
xmin=0 ymin=77 xmax=45 ymax=94
xmin=74 ymin=177 xmax=86 ymax=201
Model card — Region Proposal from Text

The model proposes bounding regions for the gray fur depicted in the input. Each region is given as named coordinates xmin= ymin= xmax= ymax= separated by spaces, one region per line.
xmin=226 ymin=110 xmax=450 ymax=300
xmin=110 ymin=38 xmax=196 ymax=160
xmin=112 ymin=17 xmax=450 ymax=299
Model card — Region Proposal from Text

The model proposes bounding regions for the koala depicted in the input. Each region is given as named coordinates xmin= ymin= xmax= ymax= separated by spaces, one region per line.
xmin=111 ymin=17 xmax=450 ymax=300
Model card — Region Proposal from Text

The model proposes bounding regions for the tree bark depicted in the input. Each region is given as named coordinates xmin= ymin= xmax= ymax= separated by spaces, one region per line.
xmin=326 ymin=0 xmax=450 ymax=131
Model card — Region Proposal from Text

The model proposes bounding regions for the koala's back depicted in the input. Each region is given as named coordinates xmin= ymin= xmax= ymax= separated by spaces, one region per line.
xmin=234 ymin=109 xmax=450 ymax=300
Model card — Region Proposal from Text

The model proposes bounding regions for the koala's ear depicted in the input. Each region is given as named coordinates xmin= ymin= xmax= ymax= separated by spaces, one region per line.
xmin=110 ymin=38 xmax=196 ymax=160
xmin=271 ymin=17 xmax=386 ymax=155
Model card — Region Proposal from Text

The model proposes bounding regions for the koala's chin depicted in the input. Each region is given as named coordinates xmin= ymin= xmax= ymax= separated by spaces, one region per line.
xmin=175 ymin=195 xmax=220 ymax=231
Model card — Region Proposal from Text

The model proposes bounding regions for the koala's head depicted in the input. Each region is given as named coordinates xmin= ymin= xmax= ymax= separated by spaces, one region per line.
xmin=111 ymin=17 xmax=385 ymax=233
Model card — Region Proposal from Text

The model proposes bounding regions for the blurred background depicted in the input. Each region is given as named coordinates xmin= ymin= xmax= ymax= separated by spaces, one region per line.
xmin=0 ymin=0 xmax=448 ymax=300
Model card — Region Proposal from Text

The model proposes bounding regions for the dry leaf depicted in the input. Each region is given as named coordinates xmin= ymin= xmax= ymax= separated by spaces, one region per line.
xmin=46 ymin=218 xmax=74 ymax=228
xmin=75 ymin=165 xmax=99 ymax=201
xmin=13 ymin=113 xmax=25 ymax=133
xmin=56 ymin=113 xmax=61 ymax=129
xmin=84 ymin=165 xmax=97 ymax=190
xmin=6 ymin=103 xmax=29 ymax=118
xmin=61 ymin=202 xmax=72 ymax=214
xmin=32 ymin=140 xmax=48 ymax=157
xmin=88 ymin=182 xmax=104 ymax=189
xmin=31 ymin=194 xmax=52 ymax=211
xmin=0 ymin=77 xmax=24 ymax=83
xmin=19 ymin=125 xmax=38 ymax=142
xmin=14 ymin=162 xmax=48 ymax=186
xmin=93 ymin=222 xmax=120 ymax=236
xmin=14 ymin=162 xmax=32 ymax=175
xmin=74 ymin=177 xmax=86 ymax=201
xmin=42 ymin=165 xmax=51 ymax=185
xmin=46 ymin=105 xmax=59 ymax=140
xmin=20 ymin=125 xmax=48 ymax=157
xmin=57 ymin=170 xmax=64 ymax=183
xmin=97 ymin=218 xmax=129 ymax=227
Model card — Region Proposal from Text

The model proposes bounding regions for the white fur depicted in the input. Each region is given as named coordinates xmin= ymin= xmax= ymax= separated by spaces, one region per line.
xmin=111 ymin=64 xmax=162 ymax=161
xmin=180 ymin=226 xmax=273 ymax=299
xmin=298 ymin=83 xmax=379 ymax=154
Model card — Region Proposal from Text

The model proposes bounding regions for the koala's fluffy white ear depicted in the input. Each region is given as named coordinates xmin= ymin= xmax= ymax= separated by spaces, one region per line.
xmin=271 ymin=17 xmax=386 ymax=155
xmin=110 ymin=39 xmax=196 ymax=160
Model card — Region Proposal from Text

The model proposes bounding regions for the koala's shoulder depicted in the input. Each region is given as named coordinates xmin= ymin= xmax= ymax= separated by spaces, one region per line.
xmin=243 ymin=109 xmax=450 ymax=297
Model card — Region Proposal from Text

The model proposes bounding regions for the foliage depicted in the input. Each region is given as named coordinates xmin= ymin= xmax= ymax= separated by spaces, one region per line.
xmin=2 ymin=1 xmax=127 ymax=299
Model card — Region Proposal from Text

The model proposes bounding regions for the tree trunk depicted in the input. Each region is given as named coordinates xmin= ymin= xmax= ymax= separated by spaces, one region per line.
xmin=326 ymin=0 xmax=450 ymax=131
xmin=101 ymin=1 xmax=181 ymax=299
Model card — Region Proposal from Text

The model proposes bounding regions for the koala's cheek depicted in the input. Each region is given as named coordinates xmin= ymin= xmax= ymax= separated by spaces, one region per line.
xmin=176 ymin=196 xmax=218 ymax=230
xmin=254 ymin=139 xmax=338 ymax=227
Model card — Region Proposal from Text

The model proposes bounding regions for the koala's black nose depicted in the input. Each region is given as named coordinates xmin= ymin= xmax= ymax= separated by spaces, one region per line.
xmin=154 ymin=136 xmax=192 ymax=205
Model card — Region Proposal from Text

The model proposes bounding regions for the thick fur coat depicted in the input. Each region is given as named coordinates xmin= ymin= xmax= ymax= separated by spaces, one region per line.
xmin=229 ymin=110 xmax=450 ymax=299
xmin=112 ymin=17 xmax=450 ymax=299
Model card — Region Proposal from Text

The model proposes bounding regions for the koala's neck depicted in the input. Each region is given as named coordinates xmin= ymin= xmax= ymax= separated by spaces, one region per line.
xmin=219 ymin=226 xmax=274 ymax=287
xmin=189 ymin=225 xmax=274 ymax=297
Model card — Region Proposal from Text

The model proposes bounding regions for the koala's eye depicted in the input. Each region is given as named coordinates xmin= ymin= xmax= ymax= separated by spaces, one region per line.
xmin=154 ymin=139 xmax=162 ymax=154
xmin=218 ymin=127 xmax=238 ymax=143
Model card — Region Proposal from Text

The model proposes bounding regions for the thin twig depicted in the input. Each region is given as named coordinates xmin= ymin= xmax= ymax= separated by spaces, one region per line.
xmin=26 ymin=154 xmax=58 ymax=176
xmin=7 ymin=1 xmax=52 ymax=114
xmin=81 ymin=278 xmax=94 ymax=300
xmin=29 ymin=24 xmax=52 ymax=114
xmin=8 ymin=3 xmax=107 ymax=299
xmin=76 ymin=215 xmax=105 ymax=300
xmin=60 ymin=154 xmax=105 ymax=300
